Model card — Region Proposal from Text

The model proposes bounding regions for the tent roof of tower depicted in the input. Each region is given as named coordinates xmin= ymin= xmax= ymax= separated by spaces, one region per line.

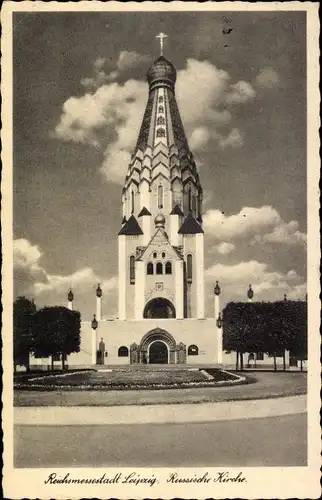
xmin=138 ymin=207 xmax=152 ymax=217
xmin=118 ymin=215 xmax=143 ymax=236
xmin=170 ymin=204 xmax=184 ymax=216
xmin=178 ymin=213 xmax=204 ymax=234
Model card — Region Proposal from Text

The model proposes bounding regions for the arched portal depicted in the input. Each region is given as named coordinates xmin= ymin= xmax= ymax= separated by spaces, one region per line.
xmin=149 ymin=340 xmax=168 ymax=364
xmin=139 ymin=328 xmax=177 ymax=364
xmin=143 ymin=298 xmax=176 ymax=318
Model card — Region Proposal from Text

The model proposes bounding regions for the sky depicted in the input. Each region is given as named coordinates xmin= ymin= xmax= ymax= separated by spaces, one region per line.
xmin=13 ymin=11 xmax=307 ymax=319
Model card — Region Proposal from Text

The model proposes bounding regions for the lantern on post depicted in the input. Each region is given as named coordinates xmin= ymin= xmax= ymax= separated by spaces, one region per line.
xmin=67 ymin=289 xmax=74 ymax=310
xmin=96 ymin=283 xmax=102 ymax=320
xmin=216 ymin=312 xmax=222 ymax=329
xmin=247 ymin=284 xmax=254 ymax=302
xmin=91 ymin=314 xmax=98 ymax=365
xmin=284 ymin=293 xmax=287 ymax=301
xmin=214 ymin=280 xmax=221 ymax=296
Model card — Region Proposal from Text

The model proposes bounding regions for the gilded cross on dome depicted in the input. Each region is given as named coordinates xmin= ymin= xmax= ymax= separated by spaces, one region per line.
xmin=156 ymin=32 xmax=168 ymax=55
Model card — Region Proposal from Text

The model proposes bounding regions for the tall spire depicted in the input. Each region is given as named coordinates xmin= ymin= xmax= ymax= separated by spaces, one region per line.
xmin=121 ymin=38 xmax=203 ymax=223
xmin=156 ymin=32 xmax=168 ymax=56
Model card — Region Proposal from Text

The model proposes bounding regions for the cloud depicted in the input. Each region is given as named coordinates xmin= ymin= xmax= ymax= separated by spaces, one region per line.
xmin=205 ymin=260 xmax=306 ymax=302
xmin=54 ymin=56 xmax=256 ymax=183
xmin=14 ymin=238 xmax=117 ymax=317
xmin=213 ymin=242 xmax=236 ymax=255
xmin=81 ymin=52 xmax=152 ymax=91
xmin=225 ymin=81 xmax=256 ymax=104
xmin=255 ymin=67 xmax=280 ymax=88
xmin=116 ymin=51 xmax=151 ymax=72
xmin=203 ymin=205 xmax=306 ymax=246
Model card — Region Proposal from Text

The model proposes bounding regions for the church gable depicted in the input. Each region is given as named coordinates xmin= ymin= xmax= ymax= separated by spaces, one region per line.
xmin=138 ymin=228 xmax=183 ymax=261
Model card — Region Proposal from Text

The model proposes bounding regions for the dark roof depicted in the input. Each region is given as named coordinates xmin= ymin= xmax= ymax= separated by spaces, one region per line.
xmin=121 ymin=215 xmax=127 ymax=224
xmin=170 ymin=204 xmax=184 ymax=216
xmin=178 ymin=213 xmax=204 ymax=234
xmin=118 ymin=215 xmax=143 ymax=236
xmin=138 ymin=207 xmax=152 ymax=217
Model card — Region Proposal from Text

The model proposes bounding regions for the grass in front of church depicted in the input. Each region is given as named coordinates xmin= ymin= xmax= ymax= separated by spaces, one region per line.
xmin=14 ymin=368 xmax=241 ymax=391
xmin=14 ymin=371 xmax=307 ymax=407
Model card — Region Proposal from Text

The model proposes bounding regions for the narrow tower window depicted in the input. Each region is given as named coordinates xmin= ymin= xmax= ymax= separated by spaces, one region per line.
xmin=158 ymin=185 xmax=163 ymax=209
xmin=131 ymin=190 xmax=134 ymax=213
xmin=158 ymin=106 xmax=164 ymax=113
xmin=130 ymin=255 xmax=135 ymax=284
xmin=158 ymin=96 xmax=164 ymax=103
xmin=187 ymin=254 xmax=193 ymax=283
xmin=157 ymin=116 xmax=165 ymax=125
xmin=156 ymin=128 xmax=165 ymax=138
xmin=147 ymin=262 xmax=154 ymax=275
xmin=165 ymin=262 xmax=172 ymax=275
xmin=156 ymin=262 xmax=163 ymax=275
xmin=188 ymin=187 xmax=192 ymax=211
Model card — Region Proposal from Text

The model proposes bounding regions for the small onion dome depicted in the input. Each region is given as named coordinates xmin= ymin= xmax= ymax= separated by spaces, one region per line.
xmin=68 ymin=289 xmax=74 ymax=302
xmin=147 ymin=55 xmax=177 ymax=88
xmin=96 ymin=283 xmax=102 ymax=298
xmin=214 ymin=280 xmax=221 ymax=296
xmin=154 ymin=212 xmax=165 ymax=228
xmin=91 ymin=314 xmax=98 ymax=330
xmin=247 ymin=284 xmax=254 ymax=300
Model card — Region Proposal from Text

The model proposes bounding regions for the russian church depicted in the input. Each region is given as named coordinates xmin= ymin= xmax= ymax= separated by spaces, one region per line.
xmin=64 ymin=39 xmax=223 ymax=366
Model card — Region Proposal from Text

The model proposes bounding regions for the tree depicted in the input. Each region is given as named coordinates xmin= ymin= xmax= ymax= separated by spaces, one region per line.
xmin=223 ymin=300 xmax=307 ymax=371
xmin=223 ymin=302 xmax=265 ymax=370
xmin=13 ymin=296 xmax=36 ymax=372
xmin=32 ymin=306 xmax=81 ymax=370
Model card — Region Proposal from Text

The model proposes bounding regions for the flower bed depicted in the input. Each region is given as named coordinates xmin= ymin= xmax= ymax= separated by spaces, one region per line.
xmin=14 ymin=368 xmax=253 ymax=391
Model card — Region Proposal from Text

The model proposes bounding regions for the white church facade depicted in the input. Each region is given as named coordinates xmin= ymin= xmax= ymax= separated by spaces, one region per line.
xmin=64 ymin=50 xmax=223 ymax=366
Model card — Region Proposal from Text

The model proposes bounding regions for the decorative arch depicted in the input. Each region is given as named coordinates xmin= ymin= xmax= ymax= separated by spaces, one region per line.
xmin=140 ymin=328 xmax=177 ymax=353
xmin=157 ymin=116 xmax=165 ymax=125
xmin=143 ymin=297 xmax=176 ymax=319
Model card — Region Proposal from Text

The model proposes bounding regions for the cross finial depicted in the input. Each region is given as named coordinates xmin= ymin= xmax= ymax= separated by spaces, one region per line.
xmin=156 ymin=32 xmax=168 ymax=56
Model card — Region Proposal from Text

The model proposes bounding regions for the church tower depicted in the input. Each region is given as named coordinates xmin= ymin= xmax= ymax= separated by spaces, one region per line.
xmin=118 ymin=39 xmax=204 ymax=322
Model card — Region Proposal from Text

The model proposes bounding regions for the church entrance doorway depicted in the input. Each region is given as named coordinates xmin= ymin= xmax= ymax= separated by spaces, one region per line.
xmin=148 ymin=340 xmax=168 ymax=364
xmin=143 ymin=298 xmax=176 ymax=319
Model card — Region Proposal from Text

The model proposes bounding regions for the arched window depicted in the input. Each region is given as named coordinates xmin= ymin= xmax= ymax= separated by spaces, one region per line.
xmin=156 ymin=128 xmax=165 ymax=138
xmin=158 ymin=185 xmax=163 ymax=209
xmin=130 ymin=255 xmax=135 ymax=284
xmin=187 ymin=254 xmax=193 ymax=283
xmin=158 ymin=96 xmax=164 ymax=103
xmin=157 ymin=116 xmax=165 ymax=125
xmin=147 ymin=262 xmax=154 ymax=275
xmin=131 ymin=190 xmax=134 ymax=213
xmin=153 ymin=252 xmax=157 ymax=259
xmin=162 ymin=252 xmax=166 ymax=258
xmin=158 ymin=105 xmax=164 ymax=113
xmin=188 ymin=344 xmax=199 ymax=355
xmin=156 ymin=262 xmax=163 ymax=275
xmin=118 ymin=346 xmax=129 ymax=357
xmin=165 ymin=262 xmax=172 ymax=274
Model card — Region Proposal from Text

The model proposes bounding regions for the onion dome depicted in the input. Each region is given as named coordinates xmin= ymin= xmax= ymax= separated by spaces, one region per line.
xmin=214 ymin=281 xmax=221 ymax=296
xmin=68 ymin=289 xmax=74 ymax=302
xmin=247 ymin=284 xmax=254 ymax=300
xmin=147 ymin=56 xmax=177 ymax=90
xmin=154 ymin=213 xmax=166 ymax=228
xmin=96 ymin=283 xmax=102 ymax=298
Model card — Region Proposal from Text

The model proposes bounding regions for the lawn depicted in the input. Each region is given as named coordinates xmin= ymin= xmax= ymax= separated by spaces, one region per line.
xmin=14 ymin=371 xmax=307 ymax=406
